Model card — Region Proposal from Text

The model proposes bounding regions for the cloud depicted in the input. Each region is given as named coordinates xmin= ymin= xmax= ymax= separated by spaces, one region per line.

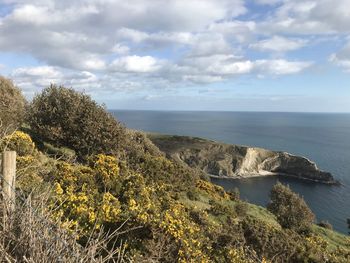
xmin=250 ymin=36 xmax=308 ymax=52
xmin=260 ymin=0 xmax=350 ymax=34
xmin=329 ymin=41 xmax=350 ymax=72
xmin=110 ymin=55 xmax=163 ymax=73
xmin=254 ymin=59 xmax=313 ymax=75
xmin=10 ymin=66 xmax=102 ymax=94
xmin=0 ymin=0 xmax=343 ymax=96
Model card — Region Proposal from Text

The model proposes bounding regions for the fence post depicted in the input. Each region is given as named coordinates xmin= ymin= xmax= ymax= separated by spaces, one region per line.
xmin=2 ymin=151 xmax=16 ymax=217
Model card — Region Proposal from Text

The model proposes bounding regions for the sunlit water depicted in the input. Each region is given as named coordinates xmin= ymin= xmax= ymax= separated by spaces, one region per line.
xmin=112 ymin=110 xmax=350 ymax=234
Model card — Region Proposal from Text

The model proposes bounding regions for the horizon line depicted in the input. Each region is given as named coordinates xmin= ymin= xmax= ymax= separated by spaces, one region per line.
xmin=108 ymin=109 xmax=350 ymax=114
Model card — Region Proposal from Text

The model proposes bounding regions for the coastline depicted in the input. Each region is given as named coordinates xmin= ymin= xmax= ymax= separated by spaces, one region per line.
xmin=209 ymin=171 xmax=341 ymax=185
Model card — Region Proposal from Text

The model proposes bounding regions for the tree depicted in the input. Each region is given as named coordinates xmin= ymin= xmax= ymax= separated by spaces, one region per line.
xmin=0 ymin=76 xmax=26 ymax=134
xmin=347 ymin=218 xmax=350 ymax=234
xmin=267 ymin=182 xmax=315 ymax=232
xmin=27 ymin=85 xmax=162 ymax=162
xmin=27 ymin=84 xmax=126 ymax=159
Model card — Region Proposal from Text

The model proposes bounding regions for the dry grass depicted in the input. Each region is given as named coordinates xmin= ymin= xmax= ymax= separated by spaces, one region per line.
xmin=0 ymin=189 xmax=130 ymax=263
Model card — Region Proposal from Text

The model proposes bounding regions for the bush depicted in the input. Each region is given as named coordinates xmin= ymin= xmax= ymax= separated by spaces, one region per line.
xmin=228 ymin=187 xmax=240 ymax=201
xmin=208 ymin=200 xmax=233 ymax=216
xmin=1 ymin=131 xmax=35 ymax=156
xmin=27 ymin=85 xmax=128 ymax=159
xmin=235 ymin=201 xmax=248 ymax=218
xmin=241 ymin=216 xmax=304 ymax=262
xmin=317 ymin=220 xmax=333 ymax=230
xmin=267 ymin=182 xmax=315 ymax=232
xmin=187 ymin=189 xmax=200 ymax=201
xmin=0 ymin=76 xmax=26 ymax=134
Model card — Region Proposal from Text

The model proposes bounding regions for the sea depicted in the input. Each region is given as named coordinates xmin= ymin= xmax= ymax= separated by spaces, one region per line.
xmin=111 ymin=110 xmax=350 ymax=234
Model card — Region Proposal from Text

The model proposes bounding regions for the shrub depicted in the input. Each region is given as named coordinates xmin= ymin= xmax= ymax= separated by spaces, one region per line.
xmin=27 ymin=85 xmax=126 ymax=159
xmin=317 ymin=220 xmax=333 ymax=230
xmin=208 ymin=200 xmax=232 ymax=216
xmin=267 ymin=182 xmax=315 ymax=232
xmin=242 ymin=216 xmax=304 ymax=262
xmin=228 ymin=187 xmax=240 ymax=201
xmin=1 ymin=131 xmax=35 ymax=156
xmin=0 ymin=76 xmax=26 ymax=134
xmin=27 ymin=85 xmax=163 ymax=165
xmin=186 ymin=189 xmax=200 ymax=201
xmin=235 ymin=201 xmax=248 ymax=218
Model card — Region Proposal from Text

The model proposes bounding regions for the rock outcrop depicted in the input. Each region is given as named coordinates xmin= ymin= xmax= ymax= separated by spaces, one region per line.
xmin=148 ymin=134 xmax=338 ymax=184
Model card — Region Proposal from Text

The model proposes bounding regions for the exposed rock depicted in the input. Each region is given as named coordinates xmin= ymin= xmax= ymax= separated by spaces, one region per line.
xmin=148 ymin=134 xmax=338 ymax=184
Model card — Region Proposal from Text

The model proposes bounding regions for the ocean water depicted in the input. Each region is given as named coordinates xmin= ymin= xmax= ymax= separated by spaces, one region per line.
xmin=112 ymin=110 xmax=350 ymax=234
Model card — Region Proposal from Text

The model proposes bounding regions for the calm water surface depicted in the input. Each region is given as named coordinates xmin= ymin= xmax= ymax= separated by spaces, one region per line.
xmin=112 ymin=110 xmax=350 ymax=234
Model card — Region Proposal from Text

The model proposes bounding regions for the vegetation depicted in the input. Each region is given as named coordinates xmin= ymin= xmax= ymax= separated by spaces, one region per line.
xmin=27 ymin=84 xmax=126 ymax=159
xmin=318 ymin=221 xmax=333 ymax=230
xmin=1 ymin=80 xmax=349 ymax=262
xmin=267 ymin=182 xmax=315 ymax=232
xmin=0 ymin=76 xmax=26 ymax=135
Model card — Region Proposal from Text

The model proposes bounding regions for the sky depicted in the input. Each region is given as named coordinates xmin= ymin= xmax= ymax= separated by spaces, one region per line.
xmin=0 ymin=0 xmax=349 ymax=112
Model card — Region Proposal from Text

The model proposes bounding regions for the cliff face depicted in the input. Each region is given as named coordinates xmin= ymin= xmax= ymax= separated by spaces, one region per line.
xmin=149 ymin=134 xmax=337 ymax=184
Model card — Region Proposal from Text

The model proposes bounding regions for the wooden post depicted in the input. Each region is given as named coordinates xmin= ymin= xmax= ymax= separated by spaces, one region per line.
xmin=2 ymin=151 xmax=16 ymax=216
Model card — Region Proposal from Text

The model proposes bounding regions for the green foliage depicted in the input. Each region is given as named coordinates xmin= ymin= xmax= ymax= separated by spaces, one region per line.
xmin=1 ymin=131 xmax=36 ymax=156
xmin=267 ymin=182 xmax=315 ymax=232
xmin=242 ymin=216 xmax=303 ymax=262
xmin=186 ymin=189 xmax=200 ymax=201
xmin=227 ymin=187 xmax=240 ymax=201
xmin=27 ymin=85 xmax=126 ymax=159
xmin=208 ymin=199 xmax=235 ymax=217
xmin=4 ymin=82 xmax=348 ymax=262
xmin=235 ymin=201 xmax=248 ymax=218
xmin=318 ymin=220 xmax=333 ymax=230
xmin=0 ymin=76 xmax=26 ymax=134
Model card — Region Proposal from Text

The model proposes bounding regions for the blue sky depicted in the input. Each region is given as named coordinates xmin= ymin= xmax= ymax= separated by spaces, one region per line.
xmin=0 ymin=0 xmax=349 ymax=112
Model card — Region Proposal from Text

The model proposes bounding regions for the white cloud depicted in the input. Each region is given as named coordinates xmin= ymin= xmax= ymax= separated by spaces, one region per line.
xmin=208 ymin=60 xmax=254 ymax=75
xmin=0 ymin=0 xmax=344 ymax=94
xmin=250 ymin=36 xmax=308 ymax=52
xmin=254 ymin=59 xmax=313 ymax=75
xmin=260 ymin=0 xmax=350 ymax=34
xmin=10 ymin=66 xmax=102 ymax=95
xmin=110 ymin=55 xmax=163 ymax=73
xmin=111 ymin=44 xmax=130 ymax=55
xmin=329 ymin=41 xmax=350 ymax=72
xmin=13 ymin=66 xmax=62 ymax=79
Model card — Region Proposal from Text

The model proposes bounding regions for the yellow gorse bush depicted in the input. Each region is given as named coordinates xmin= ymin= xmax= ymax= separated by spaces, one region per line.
xmin=196 ymin=179 xmax=230 ymax=200
xmin=101 ymin=192 xmax=121 ymax=222
xmin=93 ymin=154 xmax=120 ymax=181
xmin=1 ymin=131 xmax=44 ymax=191
xmin=160 ymin=202 xmax=209 ymax=262
xmin=2 ymin=131 xmax=35 ymax=156
xmin=226 ymin=248 xmax=256 ymax=263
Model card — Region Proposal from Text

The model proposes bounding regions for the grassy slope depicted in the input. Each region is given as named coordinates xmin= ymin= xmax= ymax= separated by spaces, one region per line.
xmin=149 ymin=133 xmax=350 ymax=251
xmin=182 ymin=190 xmax=350 ymax=252
xmin=38 ymin=133 xmax=350 ymax=252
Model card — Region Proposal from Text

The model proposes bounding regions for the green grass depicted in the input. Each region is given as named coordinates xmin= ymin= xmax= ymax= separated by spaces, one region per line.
xmin=246 ymin=203 xmax=281 ymax=229
xmin=312 ymin=225 xmax=350 ymax=251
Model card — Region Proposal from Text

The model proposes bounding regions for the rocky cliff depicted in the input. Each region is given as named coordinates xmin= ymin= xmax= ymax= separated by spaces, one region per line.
xmin=148 ymin=134 xmax=338 ymax=184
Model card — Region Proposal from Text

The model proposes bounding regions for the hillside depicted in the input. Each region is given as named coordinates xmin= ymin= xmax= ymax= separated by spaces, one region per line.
xmin=148 ymin=134 xmax=338 ymax=184
xmin=1 ymin=79 xmax=349 ymax=262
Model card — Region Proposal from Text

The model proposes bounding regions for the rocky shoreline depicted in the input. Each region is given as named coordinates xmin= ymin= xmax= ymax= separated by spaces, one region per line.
xmin=148 ymin=134 xmax=340 ymax=185
xmin=209 ymin=172 xmax=340 ymax=185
